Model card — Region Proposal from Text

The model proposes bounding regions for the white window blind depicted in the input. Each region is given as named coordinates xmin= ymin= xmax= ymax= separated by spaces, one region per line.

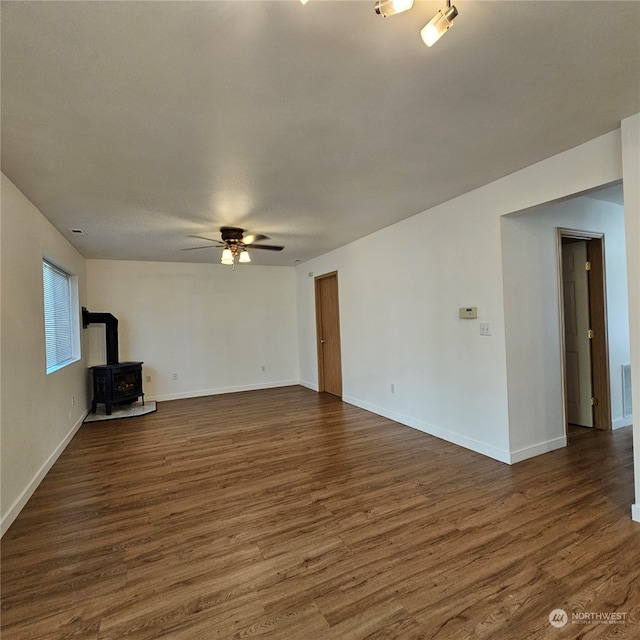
xmin=43 ymin=260 xmax=74 ymax=372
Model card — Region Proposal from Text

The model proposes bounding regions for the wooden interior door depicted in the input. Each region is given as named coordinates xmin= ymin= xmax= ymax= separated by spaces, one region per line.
xmin=562 ymin=240 xmax=593 ymax=427
xmin=559 ymin=229 xmax=611 ymax=431
xmin=315 ymin=272 xmax=342 ymax=397
xmin=586 ymin=237 xmax=611 ymax=429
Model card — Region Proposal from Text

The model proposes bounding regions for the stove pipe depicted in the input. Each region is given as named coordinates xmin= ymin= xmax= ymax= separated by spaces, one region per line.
xmin=82 ymin=307 xmax=119 ymax=365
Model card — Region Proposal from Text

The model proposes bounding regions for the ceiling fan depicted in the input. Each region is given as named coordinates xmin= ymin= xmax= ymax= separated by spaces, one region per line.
xmin=182 ymin=227 xmax=284 ymax=266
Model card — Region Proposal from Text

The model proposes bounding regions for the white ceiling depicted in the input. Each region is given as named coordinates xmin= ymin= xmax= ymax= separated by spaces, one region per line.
xmin=2 ymin=1 xmax=639 ymax=266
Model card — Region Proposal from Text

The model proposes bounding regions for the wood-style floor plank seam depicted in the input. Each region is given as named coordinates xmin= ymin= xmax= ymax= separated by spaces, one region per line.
xmin=1 ymin=386 xmax=638 ymax=639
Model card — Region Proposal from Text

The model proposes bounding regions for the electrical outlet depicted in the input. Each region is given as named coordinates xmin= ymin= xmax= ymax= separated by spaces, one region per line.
xmin=261 ymin=365 xmax=265 ymax=372
xmin=172 ymin=373 xmax=178 ymax=380
xmin=146 ymin=375 xmax=151 ymax=383
xmin=71 ymin=396 xmax=75 ymax=407
xmin=391 ymin=383 xmax=395 ymax=393
xmin=480 ymin=323 xmax=492 ymax=336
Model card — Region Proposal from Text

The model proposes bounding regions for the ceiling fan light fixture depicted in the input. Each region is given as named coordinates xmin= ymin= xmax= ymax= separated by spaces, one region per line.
xmin=374 ymin=0 xmax=414 ymax=18
xmin=421 ymin=2 xmax=458 ymax=46
xmin=221 ymin=248 xmax=234 ymax=265
xmin=299 ymin=0 xmax=309 ymax=4
xmin=182 ymin=227 xmax=283 ymax=265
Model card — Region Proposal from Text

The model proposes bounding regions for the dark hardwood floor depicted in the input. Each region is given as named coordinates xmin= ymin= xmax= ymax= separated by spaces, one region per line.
xmin=2 ymin=386 xmax=638 ymax=639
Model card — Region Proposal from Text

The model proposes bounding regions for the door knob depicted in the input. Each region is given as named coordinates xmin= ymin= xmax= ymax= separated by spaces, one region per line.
xmin=320 ymin=339 xmax=326 ymax=343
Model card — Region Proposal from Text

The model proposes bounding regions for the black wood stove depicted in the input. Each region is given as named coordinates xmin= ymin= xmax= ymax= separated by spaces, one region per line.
xmin=89 ymin=361 xmax=144 ymax=415
xmin=82 ymin=308 xmax=144 ymax=415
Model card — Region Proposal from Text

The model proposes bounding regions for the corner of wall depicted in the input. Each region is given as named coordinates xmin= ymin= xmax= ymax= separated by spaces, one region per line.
xmin=621 ymin=113 xmax=640 ymax=511
xmin=1 ymin=174 xmax=89 ymax=537
xmin=1 ymin=411 xmax=87 ymax=537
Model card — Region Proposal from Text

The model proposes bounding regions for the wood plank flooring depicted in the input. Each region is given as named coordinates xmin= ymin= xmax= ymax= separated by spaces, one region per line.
xmin=2 ymin=386 xmax=639 ymax=639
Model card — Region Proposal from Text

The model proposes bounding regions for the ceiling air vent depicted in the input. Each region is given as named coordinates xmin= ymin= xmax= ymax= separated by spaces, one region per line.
xmin=68 ymin=229 xmax=87 ymax=236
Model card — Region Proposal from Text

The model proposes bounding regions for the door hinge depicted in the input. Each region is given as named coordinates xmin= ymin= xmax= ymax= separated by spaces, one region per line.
xmin=591 ymin=397 xmax=599 ymax=407
xmin=587 ymin=329 xmax=594 ymax=339
xmin=585 ymin=261 xmax=591 ymax=271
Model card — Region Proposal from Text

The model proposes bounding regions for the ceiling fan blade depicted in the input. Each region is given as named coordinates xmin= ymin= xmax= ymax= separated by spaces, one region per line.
xmin=181 ymin=245 xmax=219 ymax=251
xmin=246 ymin=244 xmax=284 ymax=252
xmin=187 ymin=234 xmax=225 ymax=245
xmin=243 ymin=233 xmax=269 ymax=245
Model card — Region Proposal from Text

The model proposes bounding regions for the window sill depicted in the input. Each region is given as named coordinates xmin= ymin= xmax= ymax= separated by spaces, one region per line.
xmin=46 ymin=356 xmax=81 ymax=375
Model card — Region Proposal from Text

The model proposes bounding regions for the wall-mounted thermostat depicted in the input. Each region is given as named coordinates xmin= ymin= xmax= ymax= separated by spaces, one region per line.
xmin=459 ymin=307 xmax=478 ymax=319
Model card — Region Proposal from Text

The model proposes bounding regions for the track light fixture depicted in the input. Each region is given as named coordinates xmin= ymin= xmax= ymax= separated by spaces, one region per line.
xmin=374 ymin=0 xmax=414 ymax=18
xmin=373 ymin=0 xmax=458 ymax=47
xmin=421 ymin=1 xmax=458 ymax=47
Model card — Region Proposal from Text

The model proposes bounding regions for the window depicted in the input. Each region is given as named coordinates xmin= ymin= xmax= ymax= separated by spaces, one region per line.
xmin=43 ymin=259 xmax=80 ymax=373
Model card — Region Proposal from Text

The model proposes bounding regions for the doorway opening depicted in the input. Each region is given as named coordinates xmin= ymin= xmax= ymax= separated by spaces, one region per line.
xmin=558 ymin=229 xmax=611 ymax=440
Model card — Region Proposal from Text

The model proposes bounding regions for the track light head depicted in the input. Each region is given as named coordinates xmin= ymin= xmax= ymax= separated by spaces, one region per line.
xmin=421 ymin=3 xmax=458 ymax=47
xmin=374 ymin=0 xmax=414 ymax=18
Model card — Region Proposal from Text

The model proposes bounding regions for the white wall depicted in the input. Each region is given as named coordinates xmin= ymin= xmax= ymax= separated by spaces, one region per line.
xmin=502 ymin=195 xmax=631 ymax=462
xmin=297 ymin=208 xmax=512 ymax=462
xmin=621 ymin=113 xmax=640 ymax=523
xmin=86 ymin=260 xmax=299 ymax=401
xmin=1 ymin=173 xmax=89 ymax=535
xmin=296 ymin=130 xmax=625 ymax=465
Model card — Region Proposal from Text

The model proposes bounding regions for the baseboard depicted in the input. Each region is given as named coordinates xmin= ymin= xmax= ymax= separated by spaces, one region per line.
xmin=342 ymin=395 xmax=512 ymax=464
xmin=613 ymin=417 xmax=633 ymax=429
xmin=1 ymin=411 xmax=87 ymax=538
xmin=632 ymin=503 xmax=640 ymax=524
xmin=298 ymin=379 xmax=319 ymax=392
xmin=151 ymin=380 xmax=300 ymax=403
xmin=508 ymin=436 xmax=567 ymax=464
